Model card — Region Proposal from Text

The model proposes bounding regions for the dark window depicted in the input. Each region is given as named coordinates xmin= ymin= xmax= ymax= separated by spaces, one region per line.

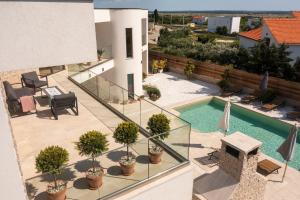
xmin=126 ymin=28 xmax=133 ymax=58
xmin=225 ymin=145 xmax=240 ymax=158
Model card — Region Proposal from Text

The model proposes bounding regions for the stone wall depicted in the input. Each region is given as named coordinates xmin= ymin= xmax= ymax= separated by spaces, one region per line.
xmin=219 ymin=142 xmax=267 ymax=200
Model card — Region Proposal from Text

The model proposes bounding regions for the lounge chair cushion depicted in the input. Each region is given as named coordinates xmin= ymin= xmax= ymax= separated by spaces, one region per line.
xmin=21 ymin=71 xmax=39 ymax=86
xmin=14 ymin=87 xmax=34 ymax=98
xmin=22 ymin=71 xmax=48 ymax=88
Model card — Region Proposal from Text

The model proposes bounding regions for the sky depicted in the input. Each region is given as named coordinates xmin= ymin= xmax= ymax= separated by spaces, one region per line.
xmin=94 ymin=0 xmax=300 ymax=11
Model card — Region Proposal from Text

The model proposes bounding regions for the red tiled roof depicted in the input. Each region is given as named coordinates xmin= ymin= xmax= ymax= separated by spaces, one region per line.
xmin=263 ymin=18 xmax=300 ymax=44
xmin=239 ymin=27 xmax=263 ymax=41
xmin=293 ymin=11 xmax=300 ymax=18
xmin=192 ymin=16 xmax=205 ymax=20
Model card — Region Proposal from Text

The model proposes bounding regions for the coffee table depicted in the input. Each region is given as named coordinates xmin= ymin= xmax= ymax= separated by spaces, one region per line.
xmin=43 ymin=86 xmax=64 ymax=105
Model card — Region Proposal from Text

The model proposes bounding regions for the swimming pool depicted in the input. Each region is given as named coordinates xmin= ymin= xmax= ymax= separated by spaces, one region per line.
xmin=176 ymin=97 xmax=300 ymax=169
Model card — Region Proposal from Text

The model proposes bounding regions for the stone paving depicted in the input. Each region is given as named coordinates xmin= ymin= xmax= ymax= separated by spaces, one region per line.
xmin=146 ymin=72 xmax=300 ymax=200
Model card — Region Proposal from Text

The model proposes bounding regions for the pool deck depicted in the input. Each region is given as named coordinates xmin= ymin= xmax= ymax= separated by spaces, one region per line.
xmin=145 ymin=72 xmax=300 ymax=200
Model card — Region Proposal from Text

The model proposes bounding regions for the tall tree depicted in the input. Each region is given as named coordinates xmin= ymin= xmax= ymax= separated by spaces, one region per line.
xmin=154 ymin=9 xmax=159 ymax=24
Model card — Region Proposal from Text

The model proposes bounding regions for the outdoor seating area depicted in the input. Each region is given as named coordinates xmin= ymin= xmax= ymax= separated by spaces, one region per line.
xmin=2 ymin=71 xmax=79 ymax=120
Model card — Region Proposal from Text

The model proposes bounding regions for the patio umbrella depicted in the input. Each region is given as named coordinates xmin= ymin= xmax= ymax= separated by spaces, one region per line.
xmin=259 ymin=71 xmax=269 ymax=92
xmin=218 ymin=101 xmax=231 ymax=136
xmin=277 ymin=124 xmax=298 ymax=182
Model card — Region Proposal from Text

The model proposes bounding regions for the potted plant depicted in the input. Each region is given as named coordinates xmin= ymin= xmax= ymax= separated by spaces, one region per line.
xmin=97 ymin=49 xmax=105 ymax=61
xmin=35 ymin=146 xmax=69 ymax=200
xmin=184 ymin=60 xmax=195 ymax=79
xmin=158 ymin=59 xmax=167 ymax=73
xmin=113 ymin=122 xmax=139 ymax=176
xmin=75 ymin=131 xmax=109 ymax=190
xmin=152 ymin=59 xmax=159 ymax=74
xmin=143 ymin=85 xmax=161 ymax=101
xmin=147 ymin=114 xmax=170 ymax=164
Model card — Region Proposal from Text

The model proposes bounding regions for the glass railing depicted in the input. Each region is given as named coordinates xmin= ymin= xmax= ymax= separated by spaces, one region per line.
xmin=46 ymin=67 xmax=192 ymax=199
xmin=67 ymin=45 xmax=113 ymax=78
xmin=25 ymin=128 xmax=190 ymax=200
xmin=69 ymin=69 xmax=191 ymax=157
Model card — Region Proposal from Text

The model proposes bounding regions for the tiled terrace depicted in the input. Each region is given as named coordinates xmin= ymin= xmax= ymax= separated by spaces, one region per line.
xmin=9 ymin=70 xmax=188 ymax=200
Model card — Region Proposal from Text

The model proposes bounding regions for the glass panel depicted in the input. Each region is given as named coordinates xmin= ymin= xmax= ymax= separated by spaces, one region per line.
xmin=107 ymin=82 xmax=125 ymax=115
xmin=148 ymin=133 xmax=181 ymax=177
xmin=140 ymin=99 xmax=162 ymax=130
xmin=162 ymin=125 xmax=191 ymax=160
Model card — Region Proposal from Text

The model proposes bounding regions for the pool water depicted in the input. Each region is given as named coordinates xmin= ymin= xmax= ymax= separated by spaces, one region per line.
xmin=176 ymin=98 xmax=300 ymax=170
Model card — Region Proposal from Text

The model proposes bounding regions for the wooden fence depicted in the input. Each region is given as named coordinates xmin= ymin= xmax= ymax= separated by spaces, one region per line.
xmin=149 ymin=50 xmax=300 ymax=104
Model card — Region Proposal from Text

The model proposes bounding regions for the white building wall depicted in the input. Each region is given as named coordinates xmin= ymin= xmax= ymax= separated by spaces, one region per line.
xmin=208 ymin=17 xmax=240 ymax=34
xmin=96 ymin=9 xmax=148 ymax=96
xmin=230 ymin=17 xmax=241 ymax=33
xmin=288 ymin=45 xmax=300 ymax=64
xmin=239 ymin=36 xmax=258 ymax=49
xmin=0 ymin=94 xmax=27 ymax=200
xmin=0 ymin=0 xmax=97 ymax=72
xmin=116 ymin=165 xmax=194 ymax=200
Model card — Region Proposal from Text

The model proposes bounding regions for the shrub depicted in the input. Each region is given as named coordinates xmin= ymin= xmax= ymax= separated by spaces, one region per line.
xmin=197 ymin=34 xmax=216 ymax=44
xmin=113 ymin=122 xmax=139 ymax=162
xmin=184 ymin=60 xmax=195 ymax=79
xmin=216 ymin=26 xmax=228 ymax=35
xmin=152 ymin=59 xmax=167 ymax=73
xmin=147 ymin=114 xmax=171 ymax=151
xmin=260 ymin=90 xmax=276 ymax=103
xmin=143 ymin=85 xmax=161 ymax=101
xmin=75 ymin=131 xmax=109 ymax=174
xmin=36 ymin=146 xmax=69 ymax=190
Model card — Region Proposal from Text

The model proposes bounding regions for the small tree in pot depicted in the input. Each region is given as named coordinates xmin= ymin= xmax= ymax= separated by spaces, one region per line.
xmin=35 ymin=146 xmax=69 ymax=200
xmin=75 ymin=131 xmax=109 ymax=189
xmin=113 ymin=122 xmax=139 ymax=176
xmin=147 ymin=114 xmax=170 ymax=164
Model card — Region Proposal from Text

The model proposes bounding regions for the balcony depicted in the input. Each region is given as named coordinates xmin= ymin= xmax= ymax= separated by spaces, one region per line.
xmin=8 ymin=69 xmax=191 ymax=199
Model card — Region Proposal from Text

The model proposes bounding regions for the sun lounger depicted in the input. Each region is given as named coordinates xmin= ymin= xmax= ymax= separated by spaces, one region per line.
xmin=287 ymin=111 xmax=300 ymax=120
xmin=261 ymin=97 xmax=284 ymax=111
xmin=240 ymin=92 xmax=261 ymax=104
xmin=258 ymin=159 xmax=281 ymax=175
xmin=221 ymin=87 xmax=242 ymax=97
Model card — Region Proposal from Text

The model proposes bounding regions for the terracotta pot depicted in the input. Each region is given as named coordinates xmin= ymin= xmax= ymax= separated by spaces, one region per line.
xmin=119 ymin=162 xmax=135 ymax=176
xmin=47 ymin=184 xmax=67 ymax=200
xmin=149 ymin=149 xmax=163 ymax=164
xmin=86 ymin=169 xmax=104 ymax=190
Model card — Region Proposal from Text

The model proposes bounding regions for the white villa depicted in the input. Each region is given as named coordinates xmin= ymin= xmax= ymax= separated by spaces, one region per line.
xmin=207 ymin=16 xmax=241 ymax=34
xmin=239 ymin=11 xmax=300 ymax=63
xmin=0 ymin=1 xmax=193 ymax=200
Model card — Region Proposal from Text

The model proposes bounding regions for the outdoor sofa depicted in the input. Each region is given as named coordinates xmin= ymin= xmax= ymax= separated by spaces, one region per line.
xmin=3 ymin=81 xmax=35 ymax=116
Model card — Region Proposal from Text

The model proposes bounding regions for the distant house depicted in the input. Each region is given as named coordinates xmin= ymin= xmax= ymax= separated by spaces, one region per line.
xmin=239 ymin=27 xmax=262 ymax=48
xmin=207 ymin=16 xmax=241 ymax=34
xmin=192 ymin=16 xmax=207 ymax=25
xmin=239 ymin=12 xmax=300 ymax=63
